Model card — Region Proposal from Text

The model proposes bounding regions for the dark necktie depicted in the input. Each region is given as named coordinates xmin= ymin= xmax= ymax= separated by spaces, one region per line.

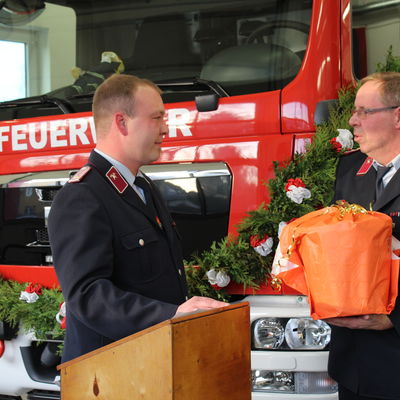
xmin=375 ymin=165 xmax=391 ymax=200
xmin=134 ymin=176 xmax=158 ymax=216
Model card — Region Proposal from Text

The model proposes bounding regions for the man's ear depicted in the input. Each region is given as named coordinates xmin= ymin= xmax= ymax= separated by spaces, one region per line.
xmin=394 ymin=107 xmax=400 ymax=129
xmin=115 ymin=112 xmax=128 ymax=135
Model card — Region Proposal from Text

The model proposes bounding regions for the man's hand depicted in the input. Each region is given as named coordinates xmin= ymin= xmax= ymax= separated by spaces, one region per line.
xmin=324 ymin=314 xmax=393 ymax=330
xmin=174 ymin=296 xmax=227 ymax=317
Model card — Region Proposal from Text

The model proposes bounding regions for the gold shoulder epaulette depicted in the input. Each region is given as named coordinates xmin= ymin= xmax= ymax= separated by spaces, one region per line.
xmin=343 ymin=148 xmax=360 ymax=155
xmin=69 ymin=166 xmax=92 ymax=183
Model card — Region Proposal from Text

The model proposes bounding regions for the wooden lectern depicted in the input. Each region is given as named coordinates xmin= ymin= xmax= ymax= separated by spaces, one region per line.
xmin=58 ymin=302 xmax=251 ymax=399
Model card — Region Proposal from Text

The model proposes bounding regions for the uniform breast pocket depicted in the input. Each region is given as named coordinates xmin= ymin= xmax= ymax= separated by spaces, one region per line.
xmin=120 ymin=228 xmax=162 ymax=282
xmin=121 ymin=228 xmax=158 ymax=250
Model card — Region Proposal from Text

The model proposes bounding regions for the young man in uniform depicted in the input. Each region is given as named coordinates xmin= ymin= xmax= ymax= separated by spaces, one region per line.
xmin=327 ymin=72 xmax=400 ymax=400
xmin=48 ymin=74 xmax=226 ymax=362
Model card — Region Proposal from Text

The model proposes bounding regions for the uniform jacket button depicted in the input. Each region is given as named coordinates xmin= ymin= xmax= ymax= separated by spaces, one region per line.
xmin=139 ymin=238 xmax=145 ymax=246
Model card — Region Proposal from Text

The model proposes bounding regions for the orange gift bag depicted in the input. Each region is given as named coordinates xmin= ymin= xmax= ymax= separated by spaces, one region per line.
xmin=272 ymin=201 xmax=400 ymax=319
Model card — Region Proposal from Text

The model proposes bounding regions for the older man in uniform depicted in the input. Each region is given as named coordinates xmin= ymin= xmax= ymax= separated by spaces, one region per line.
xmin=48 ymin=74 xmax=225 ymax=362
xmin=327 ymin=72 xmax=400 ymax=400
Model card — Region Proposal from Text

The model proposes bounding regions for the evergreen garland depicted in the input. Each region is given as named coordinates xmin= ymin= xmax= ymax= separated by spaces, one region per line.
xmin=0 ymin=279 xmax=64 ymax=342
xmin=187 ymin=87 xmax=356 ymax=300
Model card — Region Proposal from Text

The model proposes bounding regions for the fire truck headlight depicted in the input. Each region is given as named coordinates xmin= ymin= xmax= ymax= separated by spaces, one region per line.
xmin=252 ymin=318 xmax=284 ymax=349
xmin=252 ymin=370 xmax=338 ymax=394
xmin=285 ymin=318 xmax=331 ymax=349
xmin=252 ymin=370 xmax=294 ymax=392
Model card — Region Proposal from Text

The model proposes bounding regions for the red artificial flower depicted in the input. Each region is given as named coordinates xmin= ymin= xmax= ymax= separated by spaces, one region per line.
xmin=25 ymin=283 xmax=43 ymax=295
xmin=60 ymin=317 xmax=66 ymax=330
xmin=211 ymin=284 xmax=222 ymax=291
xmin=330 ymin=137 xmax=342 ymax=153
xmin=285 ymin=178 xmax=306 ymax=191
xmin=250 ymin=234 xmax=269 ymax=248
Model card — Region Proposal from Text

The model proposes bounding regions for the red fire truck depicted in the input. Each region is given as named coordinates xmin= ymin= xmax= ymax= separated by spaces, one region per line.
xmin=0 ymin=0 xmax=398 ymax=399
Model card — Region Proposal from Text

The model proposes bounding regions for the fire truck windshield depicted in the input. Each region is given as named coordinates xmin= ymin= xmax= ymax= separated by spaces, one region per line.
xmin=0 ymin=0 xmax=311 ymax=108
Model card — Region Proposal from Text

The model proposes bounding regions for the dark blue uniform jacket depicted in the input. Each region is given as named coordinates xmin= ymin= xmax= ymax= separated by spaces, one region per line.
xmin=48 ymin=151 xmax=188 ymax=362
xmin=329 ymin=150 xmax=400 ymax=399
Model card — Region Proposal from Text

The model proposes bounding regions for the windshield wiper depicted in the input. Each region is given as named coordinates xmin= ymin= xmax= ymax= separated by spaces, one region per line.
xmin=156 ymin=77 xmax=229 ymax=98
xmin=67 ymin=77 xmax=229 ymax=98
xmin=0 ymin=95 xmax=74 ymax=114
xmin=0 ymin=78 xmax=228 ymax=114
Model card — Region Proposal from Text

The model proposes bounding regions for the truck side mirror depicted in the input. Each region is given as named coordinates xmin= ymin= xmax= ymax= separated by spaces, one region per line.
xmin=195 ymin=94 xmax=219 ymax=112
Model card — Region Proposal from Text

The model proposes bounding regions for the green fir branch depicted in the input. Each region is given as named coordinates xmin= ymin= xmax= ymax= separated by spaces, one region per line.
xmin=0 ymin=278 xmax=64 ymax=342
xmin=376 ymin=46 xmax=400 ymax=72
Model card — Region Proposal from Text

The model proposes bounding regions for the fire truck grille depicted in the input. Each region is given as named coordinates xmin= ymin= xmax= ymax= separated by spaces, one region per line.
xmin=36 ymin=228 xmax=49 ymax=244
xmin=27 ymin=390 xmax=60 ymax=400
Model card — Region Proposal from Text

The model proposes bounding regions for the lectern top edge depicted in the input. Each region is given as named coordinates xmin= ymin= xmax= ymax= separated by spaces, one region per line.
xmin=57 ymin=301 xmax=249 ymax=370
xmin=171 ymin=301 xmax=249 ymax=324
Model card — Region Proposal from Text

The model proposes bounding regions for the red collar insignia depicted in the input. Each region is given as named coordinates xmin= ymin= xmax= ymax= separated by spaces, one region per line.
xmin=106 ymin=166 xmax=128 ymax=193
xmin=356 ymin=156 xmax=373 ymax=176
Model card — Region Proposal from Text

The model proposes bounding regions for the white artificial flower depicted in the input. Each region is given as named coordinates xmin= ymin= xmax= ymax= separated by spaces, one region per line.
xmin=336 ymin=128 xmax=353 ymax=150
xmin=19 ymin=291 xmax=39 ymax=304
xmin=286 ymin=185 xmax=311 ymax=204
xmin=254 ymin=237 xmax=274 ymax=256
xmin=206 ymin=269 xmax=218 ymax=285
xmin=206 ymin=269 xmax=231 ymax=287
xmin=56 ymin=302 xmax=66 ymax=324
xmin=215 ymin=271 xmax=231 ymax=287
